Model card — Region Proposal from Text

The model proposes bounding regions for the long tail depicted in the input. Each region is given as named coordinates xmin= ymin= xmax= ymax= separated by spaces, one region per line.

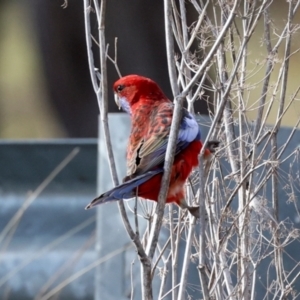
xmin=85 ymin=169 xmax=163 ymax=209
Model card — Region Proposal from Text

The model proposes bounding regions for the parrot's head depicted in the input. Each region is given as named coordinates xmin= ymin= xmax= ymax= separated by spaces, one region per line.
xmin=113 ymin=75 xmax=167 ymax=114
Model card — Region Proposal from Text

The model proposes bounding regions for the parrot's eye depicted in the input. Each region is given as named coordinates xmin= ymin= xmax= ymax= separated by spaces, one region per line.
xmin=116 ymin=85 xmax=125 ymax=92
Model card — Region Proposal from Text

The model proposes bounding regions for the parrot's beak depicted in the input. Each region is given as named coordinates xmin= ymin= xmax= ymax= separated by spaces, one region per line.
xmin=114 ymin=93 xmax=121 ymax=110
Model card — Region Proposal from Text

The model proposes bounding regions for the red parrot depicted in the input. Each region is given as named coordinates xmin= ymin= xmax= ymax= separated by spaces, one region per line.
xmin=85 ymin=75 xmax=217 ymax=217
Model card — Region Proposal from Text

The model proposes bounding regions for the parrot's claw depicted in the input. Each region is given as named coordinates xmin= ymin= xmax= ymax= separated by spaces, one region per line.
xmin=206 ymin=140 xmax=220 ymax=153
xmin=179 ymin=200 xmax=200 ymax=218
xmin=187 ymin=206 xmax=200 ymax=218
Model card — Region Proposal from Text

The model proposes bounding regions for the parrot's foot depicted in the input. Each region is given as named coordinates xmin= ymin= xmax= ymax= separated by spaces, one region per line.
xmin=179 ymin=200 xmax=200 ymax=218
xmin=187 ymin=206 xmax=200 ymax=218
xmin=206 ymin=140 xmax=220 ymax=153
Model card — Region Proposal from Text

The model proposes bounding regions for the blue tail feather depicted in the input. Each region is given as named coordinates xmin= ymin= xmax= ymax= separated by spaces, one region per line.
xmin=85 ymin=169 xmax=163 ymax=209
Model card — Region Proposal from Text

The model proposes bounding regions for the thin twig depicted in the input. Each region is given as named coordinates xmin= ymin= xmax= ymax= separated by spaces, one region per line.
xmin=146 ymin=0 xmax=181 ymax=262
xmin=38 ymin=244 xmax=133 ymax=300
xmin=0 ymin=147 xmax=80 ymax=246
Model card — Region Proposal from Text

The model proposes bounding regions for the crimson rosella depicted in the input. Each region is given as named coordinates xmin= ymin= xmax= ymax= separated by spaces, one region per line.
xmin=85 ymin=75 xmax=218 ymax=217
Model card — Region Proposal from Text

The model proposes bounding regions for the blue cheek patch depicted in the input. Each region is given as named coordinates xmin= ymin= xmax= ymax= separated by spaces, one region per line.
xmin=119 ymin=97 xmax=132 ymax=115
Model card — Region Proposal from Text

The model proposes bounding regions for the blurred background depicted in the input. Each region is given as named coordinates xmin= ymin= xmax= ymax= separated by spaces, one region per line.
xmin=0 ymin=1 xmax=299 ymax=140
xmin=0 ymin=0 xmax=178 ymax=138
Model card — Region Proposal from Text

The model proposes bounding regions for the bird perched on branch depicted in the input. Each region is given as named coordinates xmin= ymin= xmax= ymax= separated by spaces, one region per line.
xmin=85 ymin=75 xmax=218 ymax=217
